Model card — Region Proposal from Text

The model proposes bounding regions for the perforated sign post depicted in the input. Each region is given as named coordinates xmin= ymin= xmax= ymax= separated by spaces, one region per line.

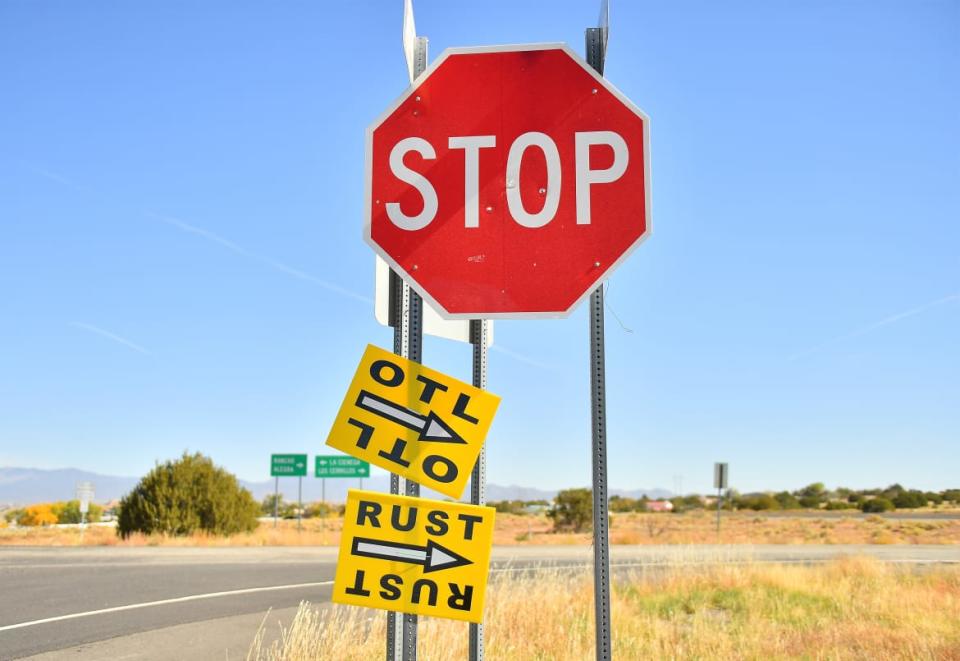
xmin=325 ymin=344 xmax=500 ymax=499
xmin=333 ymin=490 xmax=495 ymax=624
xmin=714 ymin=462 xmax=729 ymax=534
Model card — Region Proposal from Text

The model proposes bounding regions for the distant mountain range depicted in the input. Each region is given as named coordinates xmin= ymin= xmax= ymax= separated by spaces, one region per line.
xmin=0 ymin=467 xmax=671 ymax=507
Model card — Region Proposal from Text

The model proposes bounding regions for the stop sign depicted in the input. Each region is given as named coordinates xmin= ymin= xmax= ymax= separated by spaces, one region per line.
xmin=365 ymin=44 xmax=650 ymax=318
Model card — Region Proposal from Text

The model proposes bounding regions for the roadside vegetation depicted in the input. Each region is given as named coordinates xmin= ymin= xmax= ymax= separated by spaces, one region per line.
xmin=2 ymin=509 xmax=958 ymax=547
xmin=2 ymin=500 xmax=103 ymax=527
xmin=116 ymin=452 xmax=259 ymax=538
xmin=2 ymin=477 xmax=957 ymax=546
xmin=248 ymin=556 xmax=960 ymax=660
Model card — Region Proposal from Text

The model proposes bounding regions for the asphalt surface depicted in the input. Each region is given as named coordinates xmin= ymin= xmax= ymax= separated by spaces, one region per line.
xmin=2 ymin=544 xmax=958 ymax=660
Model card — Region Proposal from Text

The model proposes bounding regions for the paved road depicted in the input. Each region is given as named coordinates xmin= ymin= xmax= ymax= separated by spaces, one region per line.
xmin=2 ymin=545 xmax=957 ymax=660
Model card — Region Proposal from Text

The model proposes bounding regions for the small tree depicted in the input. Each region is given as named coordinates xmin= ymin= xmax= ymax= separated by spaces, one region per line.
xmin=18 ymin=504 xmax=58 ymax=526
xmin=892 ymin=490 xmax=927 ymax=509
xmin=548 ymin=488 xmax=593 ymax=532
xmin=261 ymin=494 xmax=283 ymax=516
xmin=54 ymin=500 xmax=103 ymax=524
xmin=117 ymin=452 xmax=259 ymax=538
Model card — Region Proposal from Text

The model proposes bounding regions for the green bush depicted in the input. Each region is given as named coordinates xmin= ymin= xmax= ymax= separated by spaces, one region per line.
xmin=261 ymin=494 xmax=283 ymax=516
xmin=669 ymin=495 xmax=704 ymax=513
xmin=892 ymin=490 xmax=927 ymax=509
xmin=548 ymin=488 xmax=593 ymax=532
xmin=924 ymin=492 xmax=943 ymax=505
xmin=861 ymin=497 xmax=894 ymax=513
xmin=774 ymin=492 xmax=801 ymax=509
xmin=55 ymin=500 xmax=103 ymax=524
xmin=736 ymin=494 xmax=779 ymax=511
xmin=117 ymin=452 xmax=259 ymax=538
xmin=825 ymin=500 xmax=856 ymax=511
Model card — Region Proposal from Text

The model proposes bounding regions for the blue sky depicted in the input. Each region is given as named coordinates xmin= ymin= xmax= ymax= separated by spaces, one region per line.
xmin=1 ymin=1 xmax=957 ymax=494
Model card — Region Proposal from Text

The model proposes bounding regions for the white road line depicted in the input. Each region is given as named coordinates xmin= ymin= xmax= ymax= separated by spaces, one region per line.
xmin=0 ymin=580 xmax=334 ymax=633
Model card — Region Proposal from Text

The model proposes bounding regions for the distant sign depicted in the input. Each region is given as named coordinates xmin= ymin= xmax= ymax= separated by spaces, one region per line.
xmin=333 ymin=490 xmax=495 ymax=623
xmin=714 ymin=462 xmax=728 ymax=489
xmin=326 ymin=344 xmax=500 ymax=499
xmin=271 ymin=454 xmax=308 ymax=477
xmin=76 ymin=481 xmax=95 ymax=514
xmin=316 ymin=455 xmax=370 ymax=478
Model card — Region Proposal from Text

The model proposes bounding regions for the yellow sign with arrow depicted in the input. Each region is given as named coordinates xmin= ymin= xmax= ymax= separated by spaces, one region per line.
xmin=326 ymin=344 xmax=500 ymax=499
xmin=333 ymin=489 xmax=495 ymax=623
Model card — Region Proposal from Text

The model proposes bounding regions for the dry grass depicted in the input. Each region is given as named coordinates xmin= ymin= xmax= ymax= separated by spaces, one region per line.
xmin=495 ymin=511 xmax=960 ymax=546
xmin=2 ymin=511 xmax=958 ymax=547
xmin=248 ymin=557 xmax=960 ymax=660
xmin=0 ymin=518 xmax=345 ymax=547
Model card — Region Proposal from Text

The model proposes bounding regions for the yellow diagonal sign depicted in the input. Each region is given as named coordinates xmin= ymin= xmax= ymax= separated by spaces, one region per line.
xmin=333 ymin=489 xmax=495 ymax=623
xmin=326 ymin=344 xmax=500 ymax=499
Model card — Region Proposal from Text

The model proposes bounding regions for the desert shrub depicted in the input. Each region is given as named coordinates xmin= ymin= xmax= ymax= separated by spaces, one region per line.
xmin=736 ymin=493 xmax=779 ymax=511
xmin=669 ymin=495 xmax=703 ymax=512
xmin=892 ymin=490 xmax=927 ymax=509
xmin=117 ymin=452 xmax=259 ymax=538
xmin=825 ymin=500 xmax=855 ymax=510
xmin=774 ymin=491 xmax=801 ymax=509
xmin=942 ymin=489 xmax=960 ymax=504
xmin=490 ymin=500 xmax=527 ymax=515
xmin=303 ymin=502 xmax=336 ymax=518
xmin=861 ymin=497 xmax=894 ymax=513
xmin=261 ymin=494 xmax=283 ymax=516
xmin=881 ymin=483 xmax=906 ymax=500
xmin=609 ymin=496 xmax=641 ymax=513
xmin=18 ymin=504 xmax=58 ymax=526
xmin=54 ymin=500 xmax=103 ymax=524
xmin=798 ymin=495 xmax=823 ymax=509
xmin=548 ymin=488 xmax=592 ymax=532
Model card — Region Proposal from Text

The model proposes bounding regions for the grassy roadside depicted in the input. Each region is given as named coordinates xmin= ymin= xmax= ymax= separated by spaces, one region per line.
xmin=2 ymin=511 xmax=958 ymax=547
xmin=248 ymin=557 xmax=960 ymax=660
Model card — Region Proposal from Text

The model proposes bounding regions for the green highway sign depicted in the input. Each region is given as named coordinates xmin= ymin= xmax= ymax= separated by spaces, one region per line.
xmin=271 ymin=454 xmax=308 ymax=477
xmin=316 ymin=455 xmax=370 ymax=478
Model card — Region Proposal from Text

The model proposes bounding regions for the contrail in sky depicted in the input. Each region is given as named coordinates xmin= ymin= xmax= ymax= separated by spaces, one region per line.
xmin=28 ymin=166 xmax=372 ymax=305
xmin=491 ymin=344 xmax=558 ymax=371
xmin=146 ymin=212 xmax=373 ymax=305
xmin=787 ymin=293 xmax=959 ymax=361
xmin=69 ymin=322 xmax=151 ymax=355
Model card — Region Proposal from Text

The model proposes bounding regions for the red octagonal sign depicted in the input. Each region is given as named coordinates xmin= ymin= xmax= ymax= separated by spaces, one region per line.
xmin=365 ymin=44 xmax=651 ymax=319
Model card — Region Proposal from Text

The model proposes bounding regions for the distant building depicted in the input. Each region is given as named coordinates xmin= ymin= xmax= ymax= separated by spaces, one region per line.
xmin=645 ymin=500 xmax=674 ymax=512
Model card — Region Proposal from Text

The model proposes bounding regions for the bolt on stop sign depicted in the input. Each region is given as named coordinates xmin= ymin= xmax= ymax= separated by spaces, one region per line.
xmin=365 ymin=43 xmax=651 ymax=319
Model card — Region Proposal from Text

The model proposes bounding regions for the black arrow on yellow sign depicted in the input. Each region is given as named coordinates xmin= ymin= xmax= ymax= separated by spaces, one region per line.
xmin=351 ymin=536 xmax=473 ymax=572
xmin=355 ymin=391 xmax=466 ymax=444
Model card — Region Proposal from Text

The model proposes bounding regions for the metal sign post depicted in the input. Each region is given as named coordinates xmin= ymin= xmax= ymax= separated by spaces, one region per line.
xmin=270 ymin=454 xmax=307 ymax=529
xmin=585 ymin=26 xmax=612 ymax=661
xmin=76 ymin=481 xmax=94 ymax=530
xmin=388 ymin=21 xmax=428 ymax=660
xmin=714 ymin=462 xmax=728 ymax=534
xmin=469 ymin=319 xmax=488 ymax=661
